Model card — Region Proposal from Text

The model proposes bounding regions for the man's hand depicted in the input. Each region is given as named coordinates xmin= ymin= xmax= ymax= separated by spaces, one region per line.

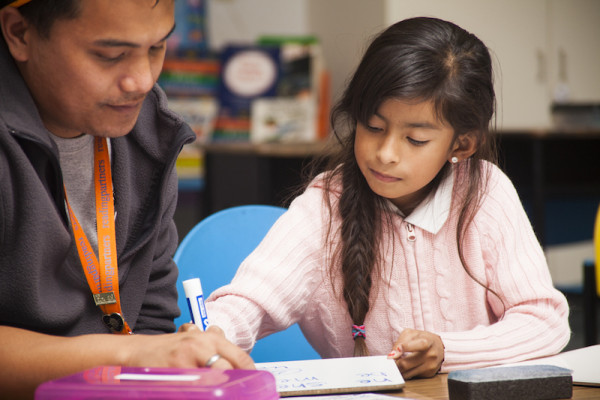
xmin=125 ymin=324 xmax=255 ymax=370
xmin=0 ymin=325 xmax=254 ymax=399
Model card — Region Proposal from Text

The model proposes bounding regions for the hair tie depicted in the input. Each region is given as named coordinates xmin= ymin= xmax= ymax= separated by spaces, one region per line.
xmin=352 ymin=324 xmax=365 ymax=340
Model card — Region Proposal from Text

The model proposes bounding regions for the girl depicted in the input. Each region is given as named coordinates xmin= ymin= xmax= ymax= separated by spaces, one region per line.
xmin=205 ymin=17 xmax=570 ymax=378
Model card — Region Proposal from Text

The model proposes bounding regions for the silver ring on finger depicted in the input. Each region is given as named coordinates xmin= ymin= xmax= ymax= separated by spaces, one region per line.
xmin=205 ymin=354 xmax=221 ymax=368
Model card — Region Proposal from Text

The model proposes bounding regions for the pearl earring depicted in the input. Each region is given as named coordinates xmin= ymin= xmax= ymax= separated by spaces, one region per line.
xmin=451 ymin=157 xmax=459 ymax=164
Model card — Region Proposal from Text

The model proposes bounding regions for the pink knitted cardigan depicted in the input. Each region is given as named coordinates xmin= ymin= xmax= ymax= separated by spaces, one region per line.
xmin=206 ymin=161 xmax=570 ymax=371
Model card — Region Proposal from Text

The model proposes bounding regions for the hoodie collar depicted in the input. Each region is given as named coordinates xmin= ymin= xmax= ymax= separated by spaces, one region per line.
xmin=0 ymin=36 xmax=56 ymax=148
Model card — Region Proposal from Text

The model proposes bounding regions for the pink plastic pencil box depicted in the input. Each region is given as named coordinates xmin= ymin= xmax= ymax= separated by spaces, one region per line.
xmin=35 ymin=366 xmax=279 ymax=399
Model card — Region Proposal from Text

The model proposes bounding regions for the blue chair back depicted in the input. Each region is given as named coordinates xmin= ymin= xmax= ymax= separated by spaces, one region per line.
xmin=174 ymin=204 xmax=320 ymax=362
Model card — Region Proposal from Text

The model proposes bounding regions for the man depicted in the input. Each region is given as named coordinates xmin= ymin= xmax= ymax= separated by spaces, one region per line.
xmin=0 ymin=0 xmax=253 ymax=397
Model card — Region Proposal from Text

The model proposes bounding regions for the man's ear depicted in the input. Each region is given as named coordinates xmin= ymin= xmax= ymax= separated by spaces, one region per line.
xmin=449 ymin=131 xmax=478 ymax=163
xmin=0 ymin=7 xmax=31 ymax=62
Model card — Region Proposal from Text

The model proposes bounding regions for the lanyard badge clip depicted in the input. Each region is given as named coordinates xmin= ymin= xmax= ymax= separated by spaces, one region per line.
xmin=102 ymin=312 xmax=126 ymax=333
xmin=94 ymin=292 xmax=128 ymax=334
xmin=93 ymin=292 xmax=117 ymax=306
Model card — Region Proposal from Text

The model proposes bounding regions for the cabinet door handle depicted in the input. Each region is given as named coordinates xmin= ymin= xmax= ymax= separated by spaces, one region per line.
xmin=558 ymin=47 xmax=568 ymax=82
xmin=536 ymin=49 xmax=546 ymax=83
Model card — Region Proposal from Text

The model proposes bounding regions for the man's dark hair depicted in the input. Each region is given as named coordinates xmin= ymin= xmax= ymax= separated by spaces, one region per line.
xmin=18 ymin=0 xmax=81 ymax=38
xmin=17 ymin=0 xmax=162 ymax=38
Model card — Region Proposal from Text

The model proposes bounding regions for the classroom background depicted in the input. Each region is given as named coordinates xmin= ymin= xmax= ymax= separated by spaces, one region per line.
xmin=163 ymin=0 xmax=600 ymax=350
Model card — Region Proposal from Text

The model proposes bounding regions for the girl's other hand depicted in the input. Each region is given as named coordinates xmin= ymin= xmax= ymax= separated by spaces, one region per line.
xmin=387 ymin=328 xmax=444 ymax=379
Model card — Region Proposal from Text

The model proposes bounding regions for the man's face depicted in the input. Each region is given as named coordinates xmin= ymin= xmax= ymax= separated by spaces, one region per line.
xmin=19 ymin=0 xmax=175 ymax=138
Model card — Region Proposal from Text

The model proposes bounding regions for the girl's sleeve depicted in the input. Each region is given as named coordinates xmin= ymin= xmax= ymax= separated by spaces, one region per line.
xmin=439 ymin=165 xmax=571 ymax=371
xmin=205 ymin=184 xmax=329 ymax=352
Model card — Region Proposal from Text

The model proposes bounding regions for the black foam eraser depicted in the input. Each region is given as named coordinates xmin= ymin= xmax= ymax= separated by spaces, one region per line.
xmin=447 ymin=364 xmax=572 ymax=400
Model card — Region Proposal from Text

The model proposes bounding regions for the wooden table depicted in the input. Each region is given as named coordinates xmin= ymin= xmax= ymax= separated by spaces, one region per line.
xmin=382 ymin=374 xmax=600 ymax=399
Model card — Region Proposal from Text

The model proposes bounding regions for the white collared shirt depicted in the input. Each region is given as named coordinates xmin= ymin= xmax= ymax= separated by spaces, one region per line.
xmin=386 ymin=168 xmax=454 ymax=235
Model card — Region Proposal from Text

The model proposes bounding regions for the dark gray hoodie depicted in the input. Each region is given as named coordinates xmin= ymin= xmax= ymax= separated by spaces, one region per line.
xmin=0 ymin=37 xmax=195 ymax=336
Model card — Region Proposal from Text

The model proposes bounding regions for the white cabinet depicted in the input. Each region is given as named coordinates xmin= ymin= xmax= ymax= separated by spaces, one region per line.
xmin=207 ymin=0 xmax=599 ymax=129
xmin=383 ymin=0 xmax=600 ymax=129
xmin=547 ymin=0 xmax=600 ymax=104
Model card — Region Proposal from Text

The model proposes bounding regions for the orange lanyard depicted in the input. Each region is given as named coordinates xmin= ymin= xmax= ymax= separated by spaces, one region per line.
xmin=65 ymin=137 xmax=132 ymax=334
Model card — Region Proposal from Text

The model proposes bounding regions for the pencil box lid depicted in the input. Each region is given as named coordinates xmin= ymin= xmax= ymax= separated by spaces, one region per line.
xmin=35 ymin=366 xmax=279 ymax=400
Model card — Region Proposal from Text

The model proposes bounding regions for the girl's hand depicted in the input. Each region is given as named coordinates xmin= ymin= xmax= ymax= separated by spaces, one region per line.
xmin=387 ymin=328 xmax=444 ymax=379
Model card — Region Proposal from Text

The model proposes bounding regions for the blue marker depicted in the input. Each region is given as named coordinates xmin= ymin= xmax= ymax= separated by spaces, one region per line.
xmin=182 ymin=278 xmax=209 ymax=331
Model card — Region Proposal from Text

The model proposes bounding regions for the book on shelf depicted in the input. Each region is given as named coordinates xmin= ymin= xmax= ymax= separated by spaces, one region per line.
xmin=159 ymin=58 xmax=220 ymax=97
xmin=212 ymin=44 xmax=281 ymax=142
xmin=250 ymin=97 xmax=316 ymax=143
xmin=166 ymin=0 xmax=209 ymax=58
xmin=253 ymin=35 xmax=330 ymax=143
xmin=167 ymin=96 xmax=218 ymax=143
xmin=166 ymin=96 xmax=218 ymax=184
xmin=213 ymin=36 xmax=330 ymax=143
